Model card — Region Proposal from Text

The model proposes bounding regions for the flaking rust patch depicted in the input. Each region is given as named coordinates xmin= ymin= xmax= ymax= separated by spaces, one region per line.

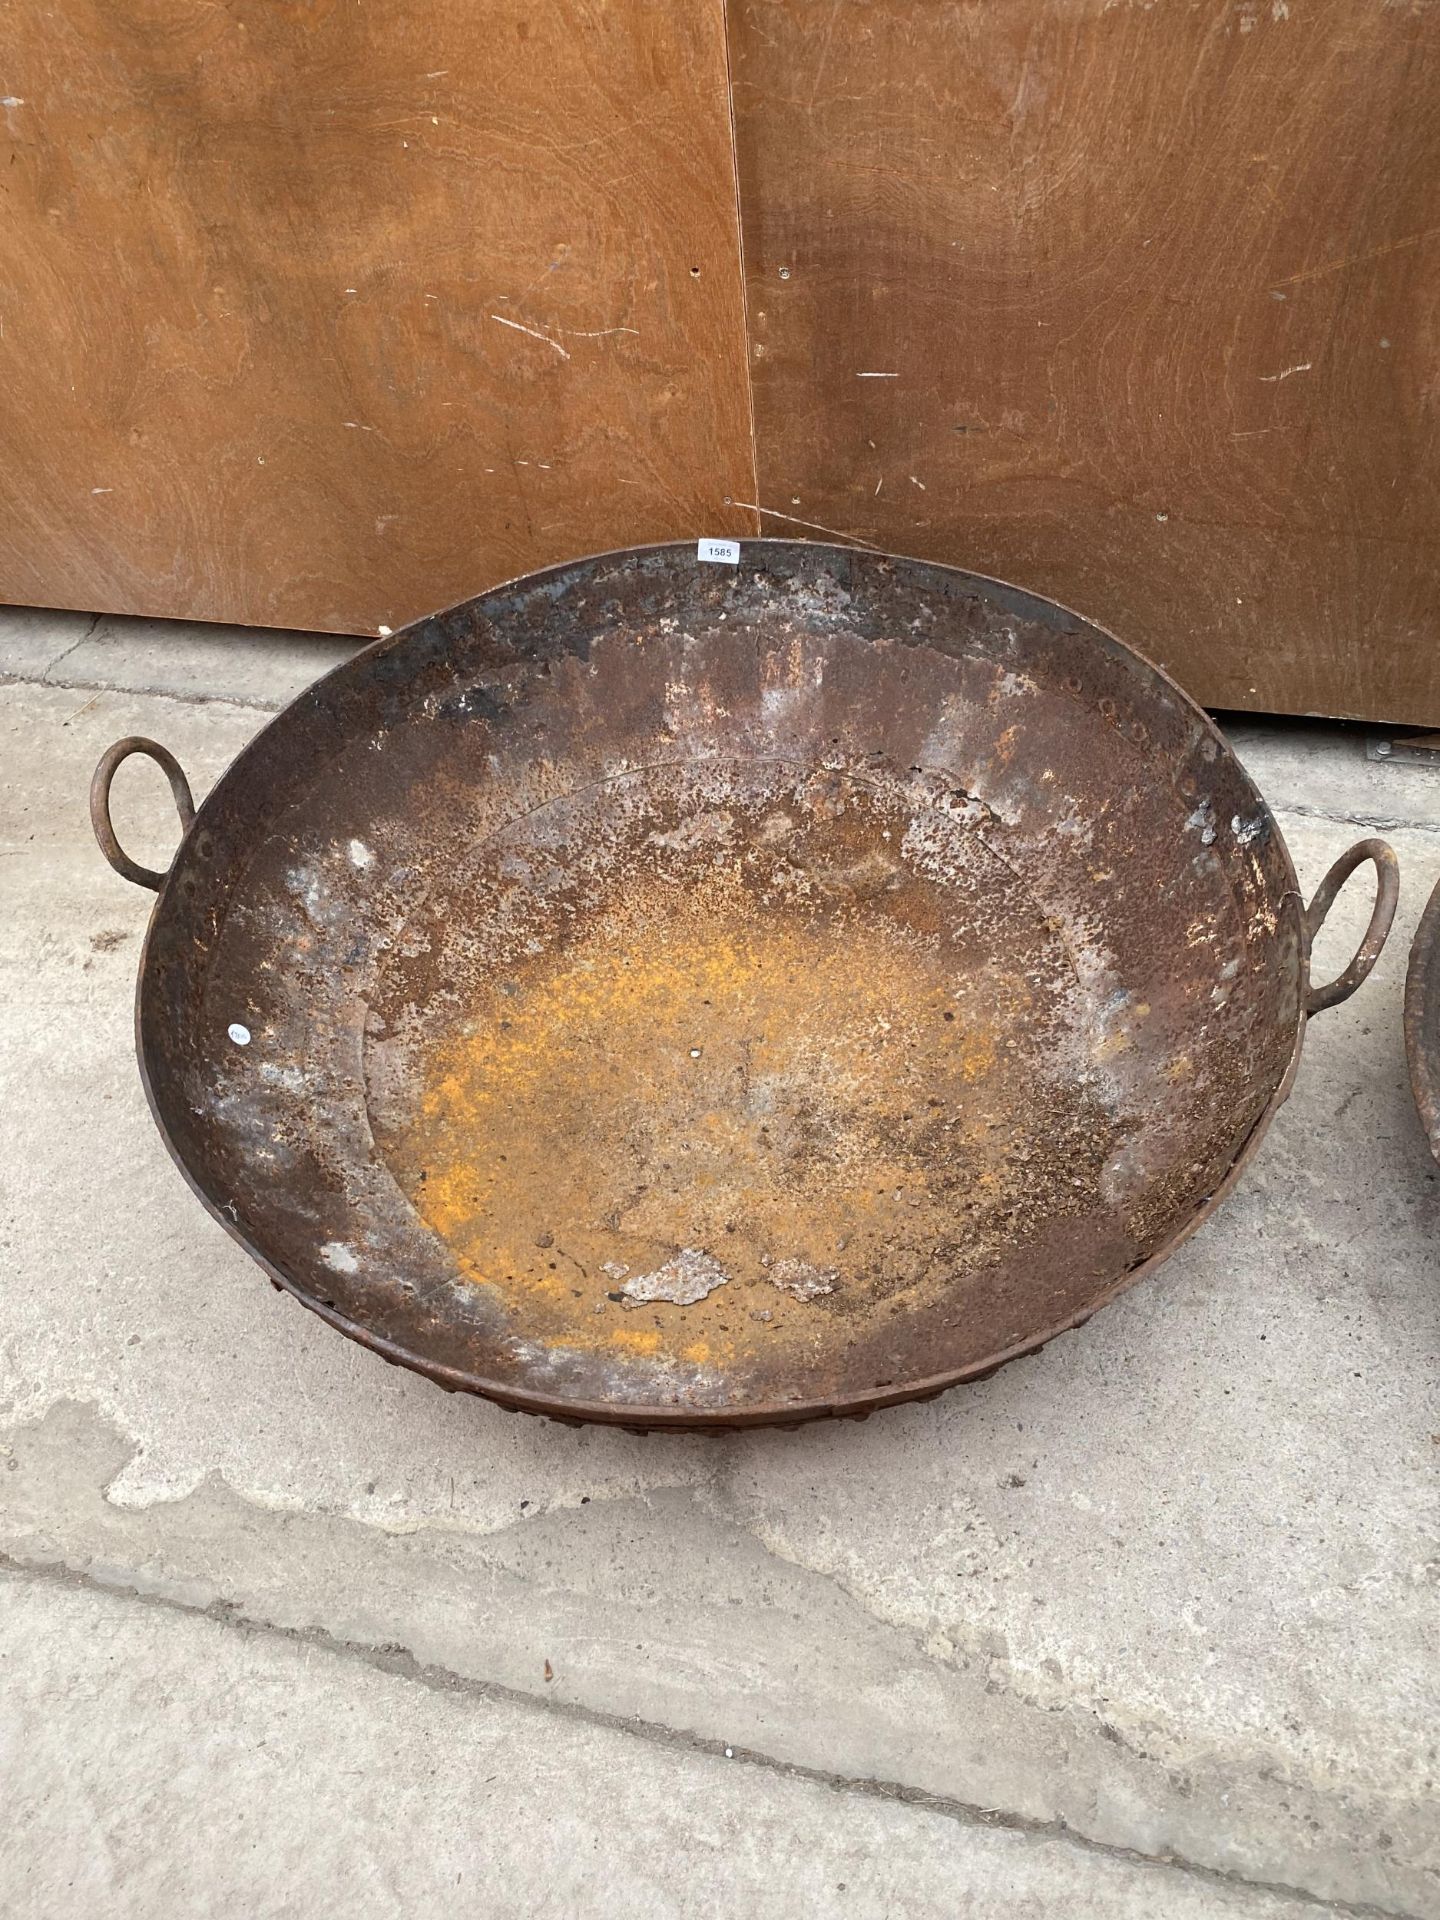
xmin=769 ymin=1258 xmax=837 ymax=1300
xmin=620 ymin=1248 xmax=730 ymax=1306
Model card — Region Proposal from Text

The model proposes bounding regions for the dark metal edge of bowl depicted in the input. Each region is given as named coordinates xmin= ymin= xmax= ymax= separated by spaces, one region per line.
xmin=1404 ymin=875 xmax=1440 ymax=1165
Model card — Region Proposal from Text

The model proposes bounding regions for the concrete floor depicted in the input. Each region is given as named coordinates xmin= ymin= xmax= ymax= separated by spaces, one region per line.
xmin=1 ymin=604 xmax=1436 ymax=1918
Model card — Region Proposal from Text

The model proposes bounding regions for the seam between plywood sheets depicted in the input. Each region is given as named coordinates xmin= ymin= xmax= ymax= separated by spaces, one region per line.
xmin=720 ymin=0 xmax=762 ymax=538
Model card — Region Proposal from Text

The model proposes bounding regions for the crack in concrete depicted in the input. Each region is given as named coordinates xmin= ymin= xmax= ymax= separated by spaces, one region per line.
xmin=0 ymin=1550 xmax=1418 ymax=1920
xmin=0 ymin=666 xmax=292 ymax=716
xmin=36 ymin=612 xmax=105 ymax=684
xmin=3 ymin=1384 xmax=1432 ymax=1914
xmin=1270 ymin=799 xmax=1440 ymax=839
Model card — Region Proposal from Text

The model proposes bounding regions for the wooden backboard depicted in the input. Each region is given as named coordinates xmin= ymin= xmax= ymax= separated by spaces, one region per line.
xmin=0 ymin=1 xmax=756 ymax=633
xmin=728 ymin=0 xmax=1440 ymax=724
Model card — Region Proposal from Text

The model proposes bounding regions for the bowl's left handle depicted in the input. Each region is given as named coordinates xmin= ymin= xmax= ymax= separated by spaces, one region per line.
xmin=90 ymin=737 xmax=196 ymax=891
xmin=1304 ymin=837 xmax=1400 ymax=1016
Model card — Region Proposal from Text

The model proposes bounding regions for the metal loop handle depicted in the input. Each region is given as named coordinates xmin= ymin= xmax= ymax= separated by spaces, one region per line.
xmin=1304 ymin=837 xmax=1399 ymax=1016
xmin=89 ymin=736 xmax=196 ymax=891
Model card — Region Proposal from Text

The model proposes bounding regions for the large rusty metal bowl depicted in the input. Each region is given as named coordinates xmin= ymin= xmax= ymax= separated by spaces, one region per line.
xmin=91 ymin=542 xmax=1398 ymax=1430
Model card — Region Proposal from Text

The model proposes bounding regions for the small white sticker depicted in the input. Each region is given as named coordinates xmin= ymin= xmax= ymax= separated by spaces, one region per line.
xmin=228 ymin=1023 xmax=251 ymax=1047
xmin=697 ymin=537 xmax=740 ymax=566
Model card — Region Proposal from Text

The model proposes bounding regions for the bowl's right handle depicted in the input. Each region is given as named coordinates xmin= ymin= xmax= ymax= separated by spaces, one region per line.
xmin=90 ymin=736 xmax=196 ymax=891
xmin=1304 ymin=837 xmax=1400 ymax=1016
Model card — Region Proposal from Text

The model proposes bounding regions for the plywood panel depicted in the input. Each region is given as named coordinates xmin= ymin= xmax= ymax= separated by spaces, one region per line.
xmin=729 ymin=0 xmax=1440 ymax=725
xmin=0 ymin=1 xmax=756 ymax=633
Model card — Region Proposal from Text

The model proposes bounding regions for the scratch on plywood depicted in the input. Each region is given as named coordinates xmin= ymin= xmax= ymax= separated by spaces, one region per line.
xmin=728 ymin=500 xmax=885 ymax=549
xmin=490 ymin=314 xmax=571 ymax=360
xmin=1274 ymin=223 xmax=1440 ymax=289
xmin=1258 ymin=362 xmax=1312 ymax=382
xmin=806 ymin=0 xmax=844 ymax=108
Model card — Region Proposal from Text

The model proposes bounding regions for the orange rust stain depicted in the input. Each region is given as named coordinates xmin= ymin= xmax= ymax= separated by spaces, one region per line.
xmin=370 ymin=862 xmax=1116 ymax=1387
xmin=608 ymin=1328 xmax=664 ymax=1357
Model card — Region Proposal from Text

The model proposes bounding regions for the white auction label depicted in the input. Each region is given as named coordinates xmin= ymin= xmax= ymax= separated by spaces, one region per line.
xmin=696 ymin=537 xmax=740 ymax=565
